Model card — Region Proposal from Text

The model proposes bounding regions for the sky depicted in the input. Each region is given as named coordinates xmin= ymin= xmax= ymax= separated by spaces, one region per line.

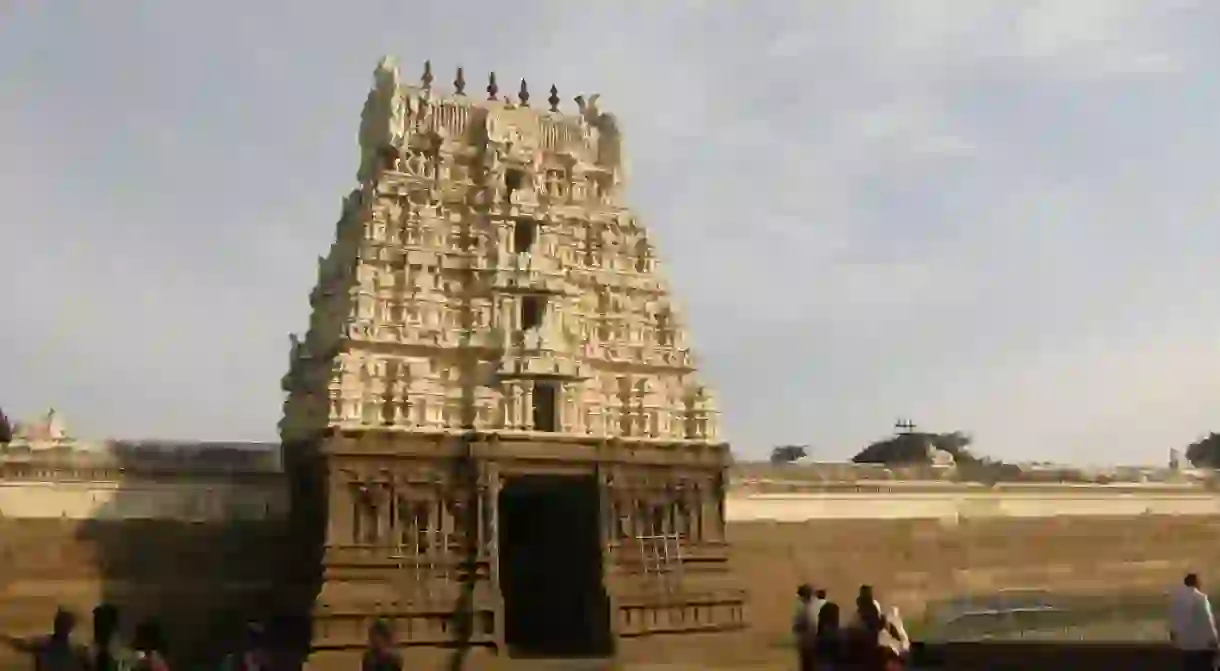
xmin=2 ymin=1 xmax=1219 ymax=464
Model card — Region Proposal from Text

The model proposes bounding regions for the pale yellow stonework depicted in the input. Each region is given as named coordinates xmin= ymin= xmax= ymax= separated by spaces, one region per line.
xmin=279 ymin=58 xmax=720 ymax=444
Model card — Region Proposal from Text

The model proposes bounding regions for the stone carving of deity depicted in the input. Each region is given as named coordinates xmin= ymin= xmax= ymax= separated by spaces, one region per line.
xmin=358 ymin=57 xmax=408 ymax=182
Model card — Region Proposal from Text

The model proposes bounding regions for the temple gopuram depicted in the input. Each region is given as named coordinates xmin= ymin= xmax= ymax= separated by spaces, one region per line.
xmin=279 ymin=57 xmax=745 ymax=666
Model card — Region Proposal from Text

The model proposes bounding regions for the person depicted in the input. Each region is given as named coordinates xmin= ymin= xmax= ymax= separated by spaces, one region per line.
xmin=878 ymin=645 xmax=906 ymax=671
xmin=859 ymin=586 xmax=881 ymax=613
xmin=851 ymin=599 xmax=909 ymax=671
xmin=361 ymin=619 xmax=402 ymax=671
xmin=814 ymin=601 xmax=844 ymax=670
xmin=219 ymin=622 xmax=270 ymax=671
xmin=89 ymin=604 xmax=136 ymax=671
xmin=130 ymin=620 xmax=169 ymax=671
xmin=848 ymin=585 xmax=883 ymax=628
xmin=1170 ymin=573 xmax=1218 ymax=671
xmin=1 ymin=607 xmax=89 ymax=671
xmin=882 ymin=605 xmax=910 ymax=658
xmin=813 ymin=589 xmax=829 ymax=631
xmin=792 ymin=585 xmax=819 ymax=671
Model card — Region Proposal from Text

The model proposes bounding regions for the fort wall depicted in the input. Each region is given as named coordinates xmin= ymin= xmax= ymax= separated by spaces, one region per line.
xmin=5 ymin=472 xmax=1211 ymax=523
xmin=726 ymin=486 xmax=1220 ymax=521
xmin=0 ymin=517 xmax=290 ymax=668
xmin=0 ymin=446 xmax=291 ymax=668
xmin=0 ymin=479 xmax=286 ymax=520
xmin=2 ymin=467 xmax=1217 ymax=667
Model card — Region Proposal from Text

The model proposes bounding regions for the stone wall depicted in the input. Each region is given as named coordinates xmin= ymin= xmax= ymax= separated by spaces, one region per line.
xmin=0 ymin=518 xmax=293 ymax=669
xmin=728 ymin=515 xmax=1220 ymax=662
xmin=0 ymin=450 xmax=293 ymax=666
xmin=726 ymin=487 xmax=1220 ymax=521
xmin=3 ymin=473 xmax=1220 ymax=668
xmin=0 ymin=479 xmax=286 ymax=520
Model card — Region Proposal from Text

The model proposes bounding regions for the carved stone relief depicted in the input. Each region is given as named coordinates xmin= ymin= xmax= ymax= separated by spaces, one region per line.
xmin=283 ymin=60 xmax=724 ymax=444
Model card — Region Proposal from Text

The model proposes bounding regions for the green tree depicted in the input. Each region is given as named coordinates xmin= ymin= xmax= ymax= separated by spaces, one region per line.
xmin=852 ymin=431 xmax=981 ymax=465
xmin=1186 ymin=432 xmax=1220 ymax=467
xmin=0 ymin=406 xmax=11 ymax=443
xmin=769 ymin=445 xmax=809 ymax=464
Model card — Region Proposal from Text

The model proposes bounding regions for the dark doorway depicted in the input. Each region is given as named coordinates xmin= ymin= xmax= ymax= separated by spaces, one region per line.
xmin=513 ymin=219 xmax=538 ymax=253
xmin=521 ymin=295 xmax=545 ymax=330
xmin=498 ymin=474 xmax=612 ymax=657
xmin=532 ymin=384 xmax=557 ymax=432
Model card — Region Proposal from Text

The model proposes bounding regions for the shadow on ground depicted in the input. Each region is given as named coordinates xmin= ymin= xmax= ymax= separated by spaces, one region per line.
xmin=913 ymin=641 xmax=1187 ymax=670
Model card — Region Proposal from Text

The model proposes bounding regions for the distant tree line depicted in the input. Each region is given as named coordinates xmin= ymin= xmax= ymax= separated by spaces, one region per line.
xmin=766 ymin=425 xmax=1220 ymax=481
xmin=766 ymin=427 xmax=1034 ymax=484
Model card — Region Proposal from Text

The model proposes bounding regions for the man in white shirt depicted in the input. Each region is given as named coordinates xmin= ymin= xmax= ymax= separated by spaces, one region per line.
xmin=1170 ymin=573 xmax=1218 ymax=671
xmin=810 ymin=589 xmax=828 ymax=633
xmin=792 ymin=584 xmax=826 ymax=671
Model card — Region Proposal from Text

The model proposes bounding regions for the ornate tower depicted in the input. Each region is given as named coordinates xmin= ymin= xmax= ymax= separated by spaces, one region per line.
xmin=281 ymin=57 xmax=744 ymax=665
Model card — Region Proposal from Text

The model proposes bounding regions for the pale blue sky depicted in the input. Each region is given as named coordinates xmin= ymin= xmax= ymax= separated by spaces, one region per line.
xmin=2 ymin=1 xmax=1218 ymax=464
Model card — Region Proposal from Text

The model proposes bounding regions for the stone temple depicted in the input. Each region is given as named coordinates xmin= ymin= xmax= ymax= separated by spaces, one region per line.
xmin=279 ymin=57 xmax=745 ymax=664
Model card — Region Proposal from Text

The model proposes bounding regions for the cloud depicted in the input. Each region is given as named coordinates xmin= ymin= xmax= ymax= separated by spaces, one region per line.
xmin=1 ymin=1 xmax=1218 ymax=465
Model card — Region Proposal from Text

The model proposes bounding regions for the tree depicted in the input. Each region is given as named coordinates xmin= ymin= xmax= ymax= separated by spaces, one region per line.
xmin=0 ymin=406 xmax=11 ymax=443
xmin=1186 ymin=433 xmax=1220 ymax=468
xmin=769 ymin=444 xmax=809 ymax=464
xmin=929 ymin=430 xmax=973 ymax=456
xmin=852 ymin=431 xmax=980 ymax=465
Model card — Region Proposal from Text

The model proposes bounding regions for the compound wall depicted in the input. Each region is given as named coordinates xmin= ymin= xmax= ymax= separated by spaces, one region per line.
xmin=0 ymin=475 xmax=291 ymax=668
xmin=3 ymin=478 xmax=1220 ymax=669
xmin=717 ymin=488 xmax=1220 ymax=669
xmin=0 ymin=479 xmax=286 ymax=520
xmin=0 ymin=517 xmax=292 ymax=668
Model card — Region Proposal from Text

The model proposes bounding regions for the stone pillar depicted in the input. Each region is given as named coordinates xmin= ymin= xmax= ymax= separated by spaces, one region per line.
xmin=699 ymin=478 xmax=716 ymax=542
xmin=510 ymin=385 xmax=524 ymax=430
xmin=561 ymin=383 xmax=578 ymax=434
xmin=328 ymin=480 xmax=352 ymax=546
xmin=487 ymin=463 xmax=505 ymax=652
xmin=522 ymin=383 xmax=535 ymax=431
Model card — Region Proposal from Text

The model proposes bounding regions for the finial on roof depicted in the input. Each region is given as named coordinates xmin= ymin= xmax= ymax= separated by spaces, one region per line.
xmin=454 ymin=66 xmax=466 ymax=95
xmin=518 ymin=79 xmax=530 ymax=107
xmin=421 ymin=60 xmax=434 ymax=88
xmin=548 ymin=84 xmax=560 ymax=112
xmin=574 ymin=95 xmax=586 ymax=116
xmin=487 ymin=72 xmax=499 ymax=100
xmin=376 ymin=55 xmax=398 ymax=76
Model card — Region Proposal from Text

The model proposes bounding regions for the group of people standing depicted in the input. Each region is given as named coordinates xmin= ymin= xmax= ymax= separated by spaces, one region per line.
xmin=789 ymin=571 xmax=1220 ymax=671
xmin=1 ymin=603 xmax=278 ymax=671
xmin=2 ymin=603 xmax=409 ymax=671
xmin=792 ymin=583 xmax=910 ymax=671
xmin=3 ymin=604 xmax=176 ymax=671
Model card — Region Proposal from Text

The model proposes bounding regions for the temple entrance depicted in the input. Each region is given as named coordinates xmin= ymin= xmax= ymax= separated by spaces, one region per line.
xmin=497 ymin=474 xmax=612 ymax=658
